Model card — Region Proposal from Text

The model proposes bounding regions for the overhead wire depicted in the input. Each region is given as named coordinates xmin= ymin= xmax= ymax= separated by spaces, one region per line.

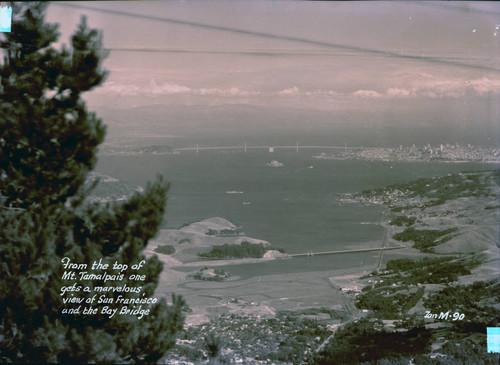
xmin=54 ymin=2 xmax=500 ymax=74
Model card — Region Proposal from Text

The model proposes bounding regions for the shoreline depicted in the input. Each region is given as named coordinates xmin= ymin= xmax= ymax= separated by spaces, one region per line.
xmin=150 ymin=171 xmax=499 ymax=326
xmin=150 ymin=211 xmax=394 ymax=326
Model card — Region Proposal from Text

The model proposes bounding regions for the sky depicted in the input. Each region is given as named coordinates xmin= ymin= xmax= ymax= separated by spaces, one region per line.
xmin=41 ymin=1 xmax=500 ymax=146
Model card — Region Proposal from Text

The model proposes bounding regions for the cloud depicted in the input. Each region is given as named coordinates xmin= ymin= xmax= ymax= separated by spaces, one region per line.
xmin=386 ymin=87 xmax=411 ymax=97
xmin=305 ymin=90 xmax=340 ymax=97
xmin=195 ymin=87 xmax=256 ymax=96
xmin=353 ymin=78 xmax=500 ymax=99
xmin=105 ymin=82 xmax=141 ymax=96
xmin=96 ymin=79 xmax=259 ymax=97
xmin=149 ymin=79 xmax=191 ymax=95
xmin=412 ymin=80 xmax=466 ymax=98
xmin=407 ymin=77 xmax=500 ymax=98
xmin=95 ymin=77 xmax=500 ymax=102
xmin=279 ymin=86 xmax=300 ymax=96
xmin=468 ymin=78 xmax=500 ymax=95
xmin=352 ymin=89 xmax=383 ymax=98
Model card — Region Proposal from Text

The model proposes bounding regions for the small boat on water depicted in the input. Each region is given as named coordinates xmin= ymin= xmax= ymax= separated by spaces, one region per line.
xmin=227 ymin=190 xmax=244 ymax=194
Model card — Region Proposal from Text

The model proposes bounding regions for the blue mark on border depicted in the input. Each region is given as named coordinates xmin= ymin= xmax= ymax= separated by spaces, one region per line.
xmin=0 ymin=5 xmax=12 ymax=32
xmin=487 ymin=327 xmax=500 ymax=353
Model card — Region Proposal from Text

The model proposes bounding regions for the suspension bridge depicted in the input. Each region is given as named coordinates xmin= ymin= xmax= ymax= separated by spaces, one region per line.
xmin=173 ymin=142 xmax=364 ymax=153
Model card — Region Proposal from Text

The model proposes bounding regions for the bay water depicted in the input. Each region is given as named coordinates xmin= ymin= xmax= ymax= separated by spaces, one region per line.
xmin=95 ymin=150 xmax=496 ymax=278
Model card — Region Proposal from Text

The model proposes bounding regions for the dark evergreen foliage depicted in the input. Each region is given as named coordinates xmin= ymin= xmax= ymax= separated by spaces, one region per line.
xmin=1 ymin=3 xmax=106 ymax=209
xmin=423 ymin=281 xmax=500 ymax=326
xmin=389 ymin=215 xmax=416 ymax=227
xmin=198 ymin=241 xmax=285 ymax=259
xmin=392 ymin=227 xmax=458 ymax=252
xmin=154 ymin=244 xmax=176 ymax=255
xmin=310 ymin=318 xmax=432 ymax=364
xmin=0 ymin=3 xmax=184 ymax=363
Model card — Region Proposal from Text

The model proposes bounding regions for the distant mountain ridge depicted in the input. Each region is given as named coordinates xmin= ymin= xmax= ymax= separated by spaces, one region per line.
xmin=94 ymin=102 xmax=499 ymax=148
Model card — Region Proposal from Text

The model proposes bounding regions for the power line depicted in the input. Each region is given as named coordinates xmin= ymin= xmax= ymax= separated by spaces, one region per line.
xmin=412 ymin=2 xmax=500 ymax=17
xmin=103 ymin=47 xmax=497 ymax=62
xmin=55 ymin=3 xmax=500 ymax=74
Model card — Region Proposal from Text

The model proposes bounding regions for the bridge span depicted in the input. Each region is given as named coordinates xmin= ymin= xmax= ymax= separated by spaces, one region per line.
xmin=290 ymin=246 xmax=405 ymax=258
xmin=173 ymin=144 xmax=363 ymax=153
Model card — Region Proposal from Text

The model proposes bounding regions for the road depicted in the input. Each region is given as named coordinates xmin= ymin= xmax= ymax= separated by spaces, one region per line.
xmin=376 ymin=210 xmax=391 ymax=271
xmin=315 ymin=210 xmax=393 ymax=355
